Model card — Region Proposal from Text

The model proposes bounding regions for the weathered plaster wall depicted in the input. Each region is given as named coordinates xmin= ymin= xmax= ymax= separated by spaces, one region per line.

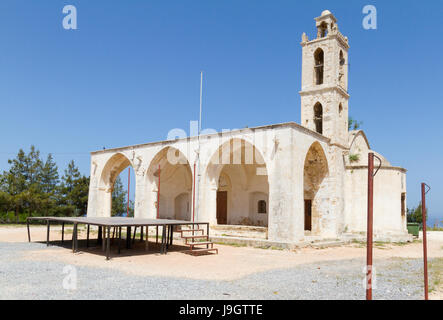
xmin=344 ymin=166 xmax=407 ymax=235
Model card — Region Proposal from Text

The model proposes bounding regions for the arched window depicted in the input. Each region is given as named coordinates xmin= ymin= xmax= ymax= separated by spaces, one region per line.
xmin=314 ymin=103 xmax=323 ymax=134
xmin=339 ymin=103 xmax=343 ymax=116
xmin=339 ymin=50 xmax=345 ymax=86
xmin=258 ymin=200 xmax=267 ymax=214
xmin=314 ymin=48 xmax=324 ymax=85
xmin=318 ymin=22 xmax=328 ymax=38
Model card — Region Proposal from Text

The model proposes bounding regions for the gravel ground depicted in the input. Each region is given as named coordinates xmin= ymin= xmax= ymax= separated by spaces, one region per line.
xmin=0 ymin=242 xmax=426 ymax=300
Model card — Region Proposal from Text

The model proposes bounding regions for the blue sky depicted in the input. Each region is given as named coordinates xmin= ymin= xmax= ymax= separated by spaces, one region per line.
xmin=0 ymin=1 xmax=442 ymax=223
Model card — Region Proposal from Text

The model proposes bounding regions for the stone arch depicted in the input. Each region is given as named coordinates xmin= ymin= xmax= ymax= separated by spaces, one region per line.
xmin=146 ymin=146 xmax=192 ymax=220
xmin=303 ymin=142 xmax=329 ymax=235
xmin=98 ymin=152 xmax=135 ymax=217
xmin=205 ymin=138 xmax=269 ymax=227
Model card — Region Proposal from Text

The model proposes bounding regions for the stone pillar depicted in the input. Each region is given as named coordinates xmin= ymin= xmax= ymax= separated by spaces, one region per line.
xmin=267 ymin=129 xmax=302 ymax=243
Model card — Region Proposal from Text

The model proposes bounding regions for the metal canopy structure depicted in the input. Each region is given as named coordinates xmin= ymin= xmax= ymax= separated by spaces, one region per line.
xmin=26 ymin=216 xmax=210 ymax=260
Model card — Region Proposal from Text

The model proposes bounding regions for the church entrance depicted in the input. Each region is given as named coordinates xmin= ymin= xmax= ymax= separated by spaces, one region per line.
xmin=216 ymin=191 xmax=228 ymax=225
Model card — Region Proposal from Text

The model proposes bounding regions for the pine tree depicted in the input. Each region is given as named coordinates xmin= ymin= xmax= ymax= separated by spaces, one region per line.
xmin=40 ymin=154 xmax=59 ymax=194
xmin=59 ymin=160 xmax=89 ymax=216
xmin=112 ymin=177 xmax=127 ymax=216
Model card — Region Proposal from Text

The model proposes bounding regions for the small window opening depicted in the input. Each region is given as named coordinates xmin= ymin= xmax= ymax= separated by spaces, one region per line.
xmin=314 ymin=103 xmax=323 ymax=134
xmin=318 ymin=22 xmax=328 ymax=38
xmin=339 ymin=51 xmax=345 ymax=86
xmin=258 ymin=200 xmax=267 ymax=214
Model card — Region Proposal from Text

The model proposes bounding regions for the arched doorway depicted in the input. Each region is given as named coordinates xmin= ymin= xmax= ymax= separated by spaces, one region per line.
xmin=146 ymin=147 xmax=192 ymax=220
xmin=303 ymin=142 xmax=329 ymax=235
xmin=99 ymin=153 xmax=135 ymax=217
xmin=206 ymin=138 xmax=269 ymax=227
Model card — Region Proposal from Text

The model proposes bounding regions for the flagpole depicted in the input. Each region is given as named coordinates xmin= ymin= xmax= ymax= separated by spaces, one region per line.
xmin=196 ymin=71 xmax=203 ymax=222
xmin=199 ymin=71 xmax=203 ymax=134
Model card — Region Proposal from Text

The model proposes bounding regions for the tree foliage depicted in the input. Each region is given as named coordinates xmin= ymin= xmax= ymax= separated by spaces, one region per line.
xmin=0 ymin=146 xmax=90 ymax=222
xmin=111 ymin=176 xmax=133 ymax=217
xmin=407 ymin=202 xmax=428 ymax=224
xmin=348 ymin=116 xmax=363 ymax=131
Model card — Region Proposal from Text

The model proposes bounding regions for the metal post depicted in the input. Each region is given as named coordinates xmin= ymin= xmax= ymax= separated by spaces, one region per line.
xmin=72 ymin=224 xmax=76 ymax=253
xmin=72 ymin=223 xmax=78 ymax=253
xmin=102 ymin=226 xmax=106 ymax=252
xmin=127 ymin=168 xmax=130 ymax=217
xmin=98 ymin=226 xmax=102 ymax=245
xmin=157 ymin=164 xmax=161 ymax=219
xmin=161 ymin=225 xmax=167 ymax=254
xmin=106 ymin=226 xmax=111 ymax=260
xmin=118 ymin=227 xmax=121 ymax=254
xmin=166 ymin=225 xmax=169 ymax=249
xmin=193 ymin=163 xmax=196 ymax=224
xmin=156 ymin=226 xmax=159 ymax=244
xmin=26 ymin=219 xmax=31 ymax=243
xmin=126 ymin=226 xmax=131 ymax=249
xmin=365 ymin=153 xmax=381 ymax=300
xmin=46 ymin=220 xmax=50 ymax=247
xmin=132 ymin=226 xmax=137 ymax=244
xmin=86 ymin=224 xmax=90 ymax=248
xmin=140 ymin=226 xmax=144 ymax=242
xmin=61 ymin=222 xmax=65 ymax=244
xmin=421 ymin=183 xmax=430 ymax=300
xmin=145 ymin=226 xmax=149 ymax=251
xmin=74 ymin=224 xmax=78 ymax=252
xmin=366 ymin=152 xmax=374 ymax=300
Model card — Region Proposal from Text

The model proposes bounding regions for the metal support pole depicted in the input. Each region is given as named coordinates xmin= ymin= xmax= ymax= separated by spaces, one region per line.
xmin=421 ymin=183 xmax=430 ymax=300
xmin=145 ymin=226 xmax=149 ymax=251
xmin=46 ymin=220 xmax=50 ymax=247
xmin=98 ymin=226 xmax=102 ymax=245
xmin=365 ymin=153 xmax=381 ymax=300
xmin=102 ymin=226 xmax=106 ymax=252
xmin=61 ymin=222 xmax=65 ymax=244
xmin=366 ymin=152 xmax=374 ymax=300
xmin=27 ymin=219 xmax=31 ymax=243
xmin=72 ymin=223 xmax=78 ymax=253
xmin=156 ymin=226 xmax=159 ymax=244
xmin=72 ymin=224 xmax=76 ymax=252
xmin=74 ymin=224 xmax=78 ymax=252
xmin=132 ymin=226 xmax=137 ymax=244
xmin=86 ymin=224 xmax=90 ymax=248
xmin=106 ymin=226 xmax=111 ymax=260
xmin=165 ymin=225 xmax=168 ymax=249
xmin=140 ymin=226 xmax=144 ymax=242
xmin=118 ymin=227 xmax=121 ymax=254
xmin=126 ymin=226 xmax=131 ymax=249
xmin=157 ymin=165 xmax=161 ymax=219
xmin=161 ymin=225 xmax=167 ymax=254
xmin=127 ymin=168 xmax=130 ymax=217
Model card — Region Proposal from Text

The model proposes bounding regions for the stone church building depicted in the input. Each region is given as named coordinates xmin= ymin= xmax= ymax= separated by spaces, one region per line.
xmin=87 ymin=11 xmax=408 ymax=243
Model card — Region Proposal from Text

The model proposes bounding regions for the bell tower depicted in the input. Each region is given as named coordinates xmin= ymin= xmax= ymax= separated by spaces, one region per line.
xmin=300 ymin=10 xmax=350 ymax=145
